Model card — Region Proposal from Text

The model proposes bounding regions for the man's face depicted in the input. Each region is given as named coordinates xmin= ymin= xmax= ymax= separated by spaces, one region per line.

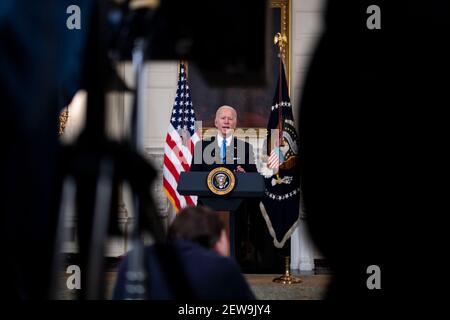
xmin=215 ymin=108 xmax=237 ymax=137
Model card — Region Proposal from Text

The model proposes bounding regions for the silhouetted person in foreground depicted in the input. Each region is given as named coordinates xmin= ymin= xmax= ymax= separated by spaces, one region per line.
xmin=299 ymin=0 xmax=449 ymax=301
xmin=113 ymin=206 xmax=255 ymax=300
xmin=0 ymin=0 xmax=92 ymax=299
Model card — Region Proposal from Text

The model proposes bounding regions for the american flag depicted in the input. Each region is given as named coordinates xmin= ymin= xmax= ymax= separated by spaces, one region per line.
xmin=163 ymin=63 xmax=199 ymax=211
xmin=268 ymin=147 xmax=284 ymax=170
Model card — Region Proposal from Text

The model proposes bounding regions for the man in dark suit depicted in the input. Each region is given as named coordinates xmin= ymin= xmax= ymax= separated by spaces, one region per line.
xmin=190 ymin=105 xmax=274 ymax=272
xmin=190 ymin=105 xmax=257 ymax=173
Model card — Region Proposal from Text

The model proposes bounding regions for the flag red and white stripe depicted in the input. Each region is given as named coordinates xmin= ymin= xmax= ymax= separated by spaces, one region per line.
xmin=268 ymin=148 xmax=281 ymax=170
xmin=163 ymin=63 xmax=199 ymax=212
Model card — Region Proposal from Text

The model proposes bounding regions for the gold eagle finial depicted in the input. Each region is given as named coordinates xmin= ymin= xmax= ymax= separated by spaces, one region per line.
xmin=274 ymin=32 xmax=288 ymax=58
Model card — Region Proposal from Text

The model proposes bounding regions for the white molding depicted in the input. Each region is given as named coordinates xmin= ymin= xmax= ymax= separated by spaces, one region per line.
xmin=294 ymin=12 xmax=324 ymax=37
xmin=290 ymin=0 xmax=325 ymax=271
xmin=293 ymin=0 xmax=326 ymax=12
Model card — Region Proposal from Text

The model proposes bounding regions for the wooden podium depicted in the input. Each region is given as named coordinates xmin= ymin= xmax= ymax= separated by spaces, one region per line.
xmin=177 ymin=171 xmax=264 ymax=256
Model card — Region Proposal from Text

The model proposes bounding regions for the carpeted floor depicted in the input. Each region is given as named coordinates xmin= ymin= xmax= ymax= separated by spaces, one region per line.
xmin=57 ymin=271 xmax=331 ymax=300
xmin=245 ymin=274 xmax=330 ymax=300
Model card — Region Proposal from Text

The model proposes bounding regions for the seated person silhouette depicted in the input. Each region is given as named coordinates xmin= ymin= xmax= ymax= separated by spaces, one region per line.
xmin=113 ymin=206 xmax=255 ymax=300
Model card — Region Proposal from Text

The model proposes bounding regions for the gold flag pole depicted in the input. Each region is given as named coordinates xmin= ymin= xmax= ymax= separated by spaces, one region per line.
xmin=272 ymin=32 xmax=301 ymax=285
xmin=273 ymin=256 xmax=301 ymax=284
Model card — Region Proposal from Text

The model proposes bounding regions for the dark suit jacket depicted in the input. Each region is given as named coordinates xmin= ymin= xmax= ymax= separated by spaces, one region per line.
xmin=113 ymin=240 xmax=255 ymax=300
xmin=190 ymin=136 xmax=257 ymax=173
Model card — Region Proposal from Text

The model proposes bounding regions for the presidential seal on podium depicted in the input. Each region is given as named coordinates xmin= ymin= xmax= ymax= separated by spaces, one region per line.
xmin=207 ymin=167 xmax=236 ymax=195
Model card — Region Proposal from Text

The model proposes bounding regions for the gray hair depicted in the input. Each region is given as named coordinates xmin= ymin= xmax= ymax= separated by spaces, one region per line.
xmin=215 ymin=105 xmax=237 ymax=120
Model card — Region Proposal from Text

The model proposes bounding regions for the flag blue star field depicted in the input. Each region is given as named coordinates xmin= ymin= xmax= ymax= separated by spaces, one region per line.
xmin=260 ymin=61 xmax=301 ymax=248
xmin=163 ymin=62 xmax=199 ymax=211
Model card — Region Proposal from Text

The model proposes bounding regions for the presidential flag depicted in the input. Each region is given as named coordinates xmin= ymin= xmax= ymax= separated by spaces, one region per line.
xmin=260 ymin=60 xmax=301 ymax=248
xmin=163 ymin=62 xmax=199 ymax=211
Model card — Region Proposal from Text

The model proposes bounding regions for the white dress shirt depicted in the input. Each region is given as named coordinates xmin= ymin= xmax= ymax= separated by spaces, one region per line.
xmin=216 ymin=134 xmax=233 ymax=148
